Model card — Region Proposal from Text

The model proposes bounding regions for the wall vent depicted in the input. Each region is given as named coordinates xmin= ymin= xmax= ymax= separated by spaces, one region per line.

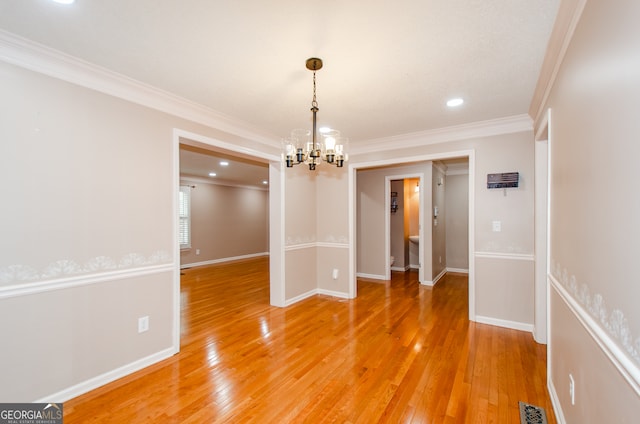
xmin=487 ymin=172 xmax=519 ymax=189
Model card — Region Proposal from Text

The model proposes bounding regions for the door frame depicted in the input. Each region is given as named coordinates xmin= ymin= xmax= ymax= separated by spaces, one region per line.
xmin=172 ymin=128 xmax=284 ymax=351
xmin=348 ymin=148 xmax=476 ymax=320
xmin=385 ymin=173 xmax=424 ymax=282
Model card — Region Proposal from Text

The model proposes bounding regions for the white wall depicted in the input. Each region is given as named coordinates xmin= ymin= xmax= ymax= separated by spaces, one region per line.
xmin=351 ymin=130 xmax=534 ymax=327
xmin=0 ymin=58 xmax=281 ymax=402
xmin=180 ymin=179 xmax=269 ymax=266
xmin=537 ymin=0 xmax=640 ymax=420
xmin=0 ymin=62 xmax=176 ymax=401
xmin=316 ymin=165 xmax=350 ymax=296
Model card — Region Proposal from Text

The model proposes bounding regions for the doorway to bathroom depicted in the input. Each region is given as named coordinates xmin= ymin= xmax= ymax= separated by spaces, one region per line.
xmin=389 ymin=177 xmax=421 ymax=276
xmin=386 ymin=175 xmax=421 ymax=279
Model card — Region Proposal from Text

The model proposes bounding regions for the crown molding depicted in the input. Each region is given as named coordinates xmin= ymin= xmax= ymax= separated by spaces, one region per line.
xmin=0 ymin=29 xmax=279 ymax=149
xmin=529 ymin=0 xmax=588 ymax=132
xmin=350 ymin=114 xmax=532 ymax=156
xmin=180 ymin=175 xmax=268 ymax=191
xmin=445 ymin=164 xmax=469 ymax=176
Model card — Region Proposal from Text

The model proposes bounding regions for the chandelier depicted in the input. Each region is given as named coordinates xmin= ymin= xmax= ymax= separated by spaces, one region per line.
xmin=283 ymin=58 xmax=348 ymax=170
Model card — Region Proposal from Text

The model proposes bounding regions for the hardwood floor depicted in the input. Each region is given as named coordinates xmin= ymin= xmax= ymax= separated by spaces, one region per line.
xmin=64 ymin=257 xmax=556 ymax=423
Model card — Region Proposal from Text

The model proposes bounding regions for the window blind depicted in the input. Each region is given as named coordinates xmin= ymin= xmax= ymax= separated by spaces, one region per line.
xmin=179 ymin=186 xmax=191 ymax=249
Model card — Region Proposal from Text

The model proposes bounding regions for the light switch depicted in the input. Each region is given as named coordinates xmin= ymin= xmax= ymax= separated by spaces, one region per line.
xmin=492 ymin=221 xmax=501 ymax=232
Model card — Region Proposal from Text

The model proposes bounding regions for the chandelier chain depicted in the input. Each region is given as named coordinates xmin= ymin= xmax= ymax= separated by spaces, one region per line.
xmin=311 ymin=71 xmax=318 ymax=109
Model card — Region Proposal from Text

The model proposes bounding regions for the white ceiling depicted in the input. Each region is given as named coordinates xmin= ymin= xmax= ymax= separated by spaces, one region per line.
xmin=179 ymin=144 xmax=270 ymax=188
xmin=0 ymin=0 xmax=559 ymax=185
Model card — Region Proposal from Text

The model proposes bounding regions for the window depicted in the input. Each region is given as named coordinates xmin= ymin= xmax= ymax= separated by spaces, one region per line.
xmin=179 ymin=186 xmax=191 ymax=249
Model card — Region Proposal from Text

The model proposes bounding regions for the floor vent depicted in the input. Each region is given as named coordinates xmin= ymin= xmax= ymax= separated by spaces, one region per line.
xmin=519 ymin=401 xmax=548 ymax=424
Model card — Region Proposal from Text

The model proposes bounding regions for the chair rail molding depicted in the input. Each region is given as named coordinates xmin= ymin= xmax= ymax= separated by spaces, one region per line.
xmin=551 ymin=260 xmax=640 ymax=395
xmin=0 ymin=251 xmax=172 ymax=299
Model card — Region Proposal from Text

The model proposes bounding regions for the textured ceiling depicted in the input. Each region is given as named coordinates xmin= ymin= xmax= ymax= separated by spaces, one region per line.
xmin=0 ymin=1 xmax=558 ymax=185
xmin=0 ymin=0 xmax=559 ymax=144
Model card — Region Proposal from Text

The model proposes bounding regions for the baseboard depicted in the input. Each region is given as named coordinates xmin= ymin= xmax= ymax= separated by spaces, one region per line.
xmin=432 ymin=268 xmax=447 ymax=286
xmin=35 ymin=346 xmax=177 ymax=403
xmin=446 ymin=267 xmax=469 ymax=274
xmin=356 ymin=272 xmax=386 ymax=280
xmin=475 ymin=315 xmax=534 ymax=333
xmin=548 ymin=378 xmax=566 ymax=424
xmin=317 ymin=288 xmax=350 ymax=299
xmin=390 ymin=265 xmax=410 ymax=272
xmin=181 ymin=252 xmax=268 ymax=269
xmin=284 ymin=288 xmax=351 ymax=306
xmin=284 ymin=290 xmax=317 ymax=306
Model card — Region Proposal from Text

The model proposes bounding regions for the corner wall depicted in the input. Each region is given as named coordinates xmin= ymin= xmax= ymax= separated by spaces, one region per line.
xmin=180 ymin=179 xmax=269 ymax=267
xmin=0 ymin=57 xmax=280 ymax=401
xmin=351 ymin=130 xmax=535 ymax=328
xmin=535 ymin=0 xmax=640 ymax=420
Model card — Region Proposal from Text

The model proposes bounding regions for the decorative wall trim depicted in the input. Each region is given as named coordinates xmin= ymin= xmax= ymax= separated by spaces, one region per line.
xmin=181 ymin=252 xmax=269 ymax=269
xmin=0 ymin=30 xmax=277 ymax=148
xmin=316 ymin=242 xmax=349 ymax=249
xmin=351 ymin=114 xmax=532 ymax=155
xmin=0 ymin=251 xmax=173 ymax=299
xmin=550 ymin=261 xmax=640 ymax=394
xmin=475 ymin=251 xmax=535 ymax=261
xmin=35 ymin=346 xmax=177 ymax=403
xmin=284 ymin=242 xmax=316 ymax=252
xmin=529 ymin=0 xmax=588 ymax=131
xmin=284 ymin=240 xmax=349 ymax=251
xmin=475 ymin=315 xmax=534 ymax=333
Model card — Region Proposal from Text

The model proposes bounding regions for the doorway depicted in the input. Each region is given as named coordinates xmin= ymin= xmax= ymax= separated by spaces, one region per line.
xmin=171 ymin=128 xmax=284 ymax=350
xmin=349 ymin=150 xmax=476 ymax=320
xmin=389 ymin=178 xmax=421 ymax=276
xmin=386 ymin=174 xmax=423 ymax=282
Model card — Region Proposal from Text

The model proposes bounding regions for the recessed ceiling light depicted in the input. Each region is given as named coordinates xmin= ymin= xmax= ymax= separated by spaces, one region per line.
xmin=52 ymin=0 xmax=75 ymax=4
xmin=319 ymin=127 xmax=331 ymax=134
xmin=220 ymin=161 xmax=229 ymax=166
xmin=262 ymin=180 xmax=268 ymax=185
xmin=447 ymin=98 xmax=464 ymax=107
xmin=208 ymin=172 xmax=217 ymax=177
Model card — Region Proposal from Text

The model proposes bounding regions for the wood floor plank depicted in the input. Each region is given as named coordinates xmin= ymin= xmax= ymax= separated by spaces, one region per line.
xmin=64 ymin=258 xmax=556 ymax=423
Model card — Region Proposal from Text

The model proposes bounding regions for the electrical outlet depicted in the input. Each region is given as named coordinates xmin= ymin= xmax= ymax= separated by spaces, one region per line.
xmin=492 ymin=220 xmax=502 ymax=232
xmin=569 ymin=374 xmax=575 ymax=405
xmin=196 ymin=249 xmax=200 ymax=255
xmin=138 ymin=316 xmax=149 ymax=333
xmin=332 ymin=269 xmax=339 ymax=280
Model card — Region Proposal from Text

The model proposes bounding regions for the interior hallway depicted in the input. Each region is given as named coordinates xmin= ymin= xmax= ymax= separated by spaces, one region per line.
xmin=64 ymin=258 xmax=555 ymax=423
